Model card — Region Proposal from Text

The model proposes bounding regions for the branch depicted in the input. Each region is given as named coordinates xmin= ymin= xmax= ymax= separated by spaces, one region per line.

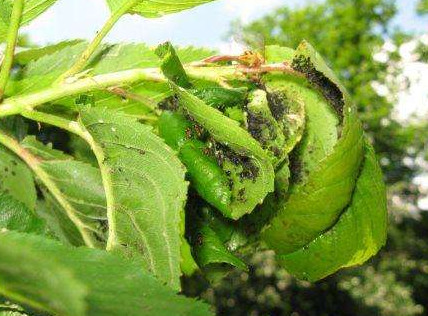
xmin=58 ymin=0 xmax=140 ymax=81
xmin=0 ymin=67 xmax=165 ymax=117
xmin=0 ymin=0 xmax=24 ymax=101
xmin=0 ymin=62 xmax=293 ymax=119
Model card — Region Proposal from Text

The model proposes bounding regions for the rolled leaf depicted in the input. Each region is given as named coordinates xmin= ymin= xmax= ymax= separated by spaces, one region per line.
xmin=172 ymin=84 xmax=275 ymax=220
xmin=262 ymin=41 xmax=364 ymax=255
xmin=187 ymin=203 xmax=247 ymax=282
xmin=277 ymin=142 xmax=387 ymax=281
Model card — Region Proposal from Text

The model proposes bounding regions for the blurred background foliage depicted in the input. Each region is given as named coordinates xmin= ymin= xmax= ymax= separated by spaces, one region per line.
xmin=183 ymin=0 xmax=428 ymax=315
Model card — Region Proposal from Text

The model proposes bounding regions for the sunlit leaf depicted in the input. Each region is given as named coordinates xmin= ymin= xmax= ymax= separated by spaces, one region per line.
xmin=0 ymin=0 xmax=58 ymax=41
xmin=262 ymin=41 xmax=364 ymax=255
xmin=278 ymin=143 xmax=388 ymax=281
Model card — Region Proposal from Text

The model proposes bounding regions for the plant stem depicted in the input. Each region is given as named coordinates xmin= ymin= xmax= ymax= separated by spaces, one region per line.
xmin=0 ymin=62 xmax=276 ymax=119
xmin=58 ymin=0 xmax=140 ymax=81
xmin=0 ymin=67 xmax=165 ymax=117
xmin=0 ymin=130 xmax=98 ymax=248
xmin=0 ymin=0 xmax=24 ymax=101
xmin=20 ymin=109 xmax=84 ymax=135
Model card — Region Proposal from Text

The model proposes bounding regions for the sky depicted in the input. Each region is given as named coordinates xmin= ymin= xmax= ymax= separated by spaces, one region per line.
xmin=22 ymin=0 xmax=428 ymax=50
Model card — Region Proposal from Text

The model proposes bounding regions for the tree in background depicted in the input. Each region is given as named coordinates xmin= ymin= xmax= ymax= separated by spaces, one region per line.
xmin=191 ymin=0 xmax=428 ymax=315
xmin=418 ymin=0 xmax=428 ymax=14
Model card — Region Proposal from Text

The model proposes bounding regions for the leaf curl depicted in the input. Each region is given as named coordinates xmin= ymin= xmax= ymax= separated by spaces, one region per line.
xmin=277 ymin=142 xmax=387 ymax=281
xmin=262 ymin=41 xmax=365 ymax=255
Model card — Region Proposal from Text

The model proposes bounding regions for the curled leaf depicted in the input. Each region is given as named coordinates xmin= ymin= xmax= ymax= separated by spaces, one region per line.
xmin=262 ymin=41 xmax=365 ymax=255
xmin=278 ymin=142 xmax=387 ymax=281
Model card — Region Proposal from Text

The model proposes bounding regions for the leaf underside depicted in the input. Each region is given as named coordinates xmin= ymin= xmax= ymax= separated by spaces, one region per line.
xmin=79 ymin=107 xmax=188 ymax=291
xmin=105 ymin=0 xmax=216 ymax=18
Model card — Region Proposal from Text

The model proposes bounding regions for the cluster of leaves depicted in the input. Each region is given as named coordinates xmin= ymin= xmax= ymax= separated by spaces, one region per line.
xmin=0 ymin=0 xmax=388 ymax=315
xmin=201 ymin=0 xmax=428 ymax=315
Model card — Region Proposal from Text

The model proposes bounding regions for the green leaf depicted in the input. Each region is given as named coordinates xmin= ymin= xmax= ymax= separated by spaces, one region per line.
xmin=264 ymin=45 xmax=295 ymax=63
xmin=91 ymin=43 xmax=161 ymax=75
xmin=36 ymin=189 xmax=87 ymax=246
xmin=14 ymin=40 xmax=84 ymax=65
xmin=194 ymin=225 xmax=247 ymax=270
xmin=81 ymin=45 xmax=215 ymax=116
xmin=277 ymin=142 xmax=388 ymax=281
xmin=0 ymin=192 xmax=44 ymax=233
xmin=0 ymin=309 xmax=27 ymax=316
xmin=172 ymin=84 xmax=275 ymax=219
xmin=262 ymin=41 xmax=364 ymax=255
xmin=0 ymin=231 xmax=214 ymax=316
xmin=7 ymin=41 xmax=87 ymax=95
xmin=194 ymin=225 xmax=247 ymax=283
xmin=0 ymin=145 xmax=36 ymax=209
xmin=20 ymin=136 xmax=107 ymax=247
xmin=79 ymin=107 xmax=188 ymax=290
xmin=0 ymin=232 xmax=87 ymax=316
xmin=176 ymin=46 xmax=216 ymax=63
xmin=245 ymin=89 xmax=288 ymax=166
xmin=0 ymin=116 xmax=28 ymax=142
xmin=9 ymin=42 xmax=161 ymax=96
xmin=184 ymin=202 xmax=247 ymax=283
xmin=0 ymin=0 xmax=58 ymax=41
xmin=155 ymin=42 xmax=191 ymax=88
xmin=105 ymin=0 xmax=216 ymax=18
xmin=8 ymin=43 xmax=214 ymax=119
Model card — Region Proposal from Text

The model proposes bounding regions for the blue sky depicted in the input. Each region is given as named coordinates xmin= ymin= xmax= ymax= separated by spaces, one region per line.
xmin=23 ymin=0 xmax=428 ymax=49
